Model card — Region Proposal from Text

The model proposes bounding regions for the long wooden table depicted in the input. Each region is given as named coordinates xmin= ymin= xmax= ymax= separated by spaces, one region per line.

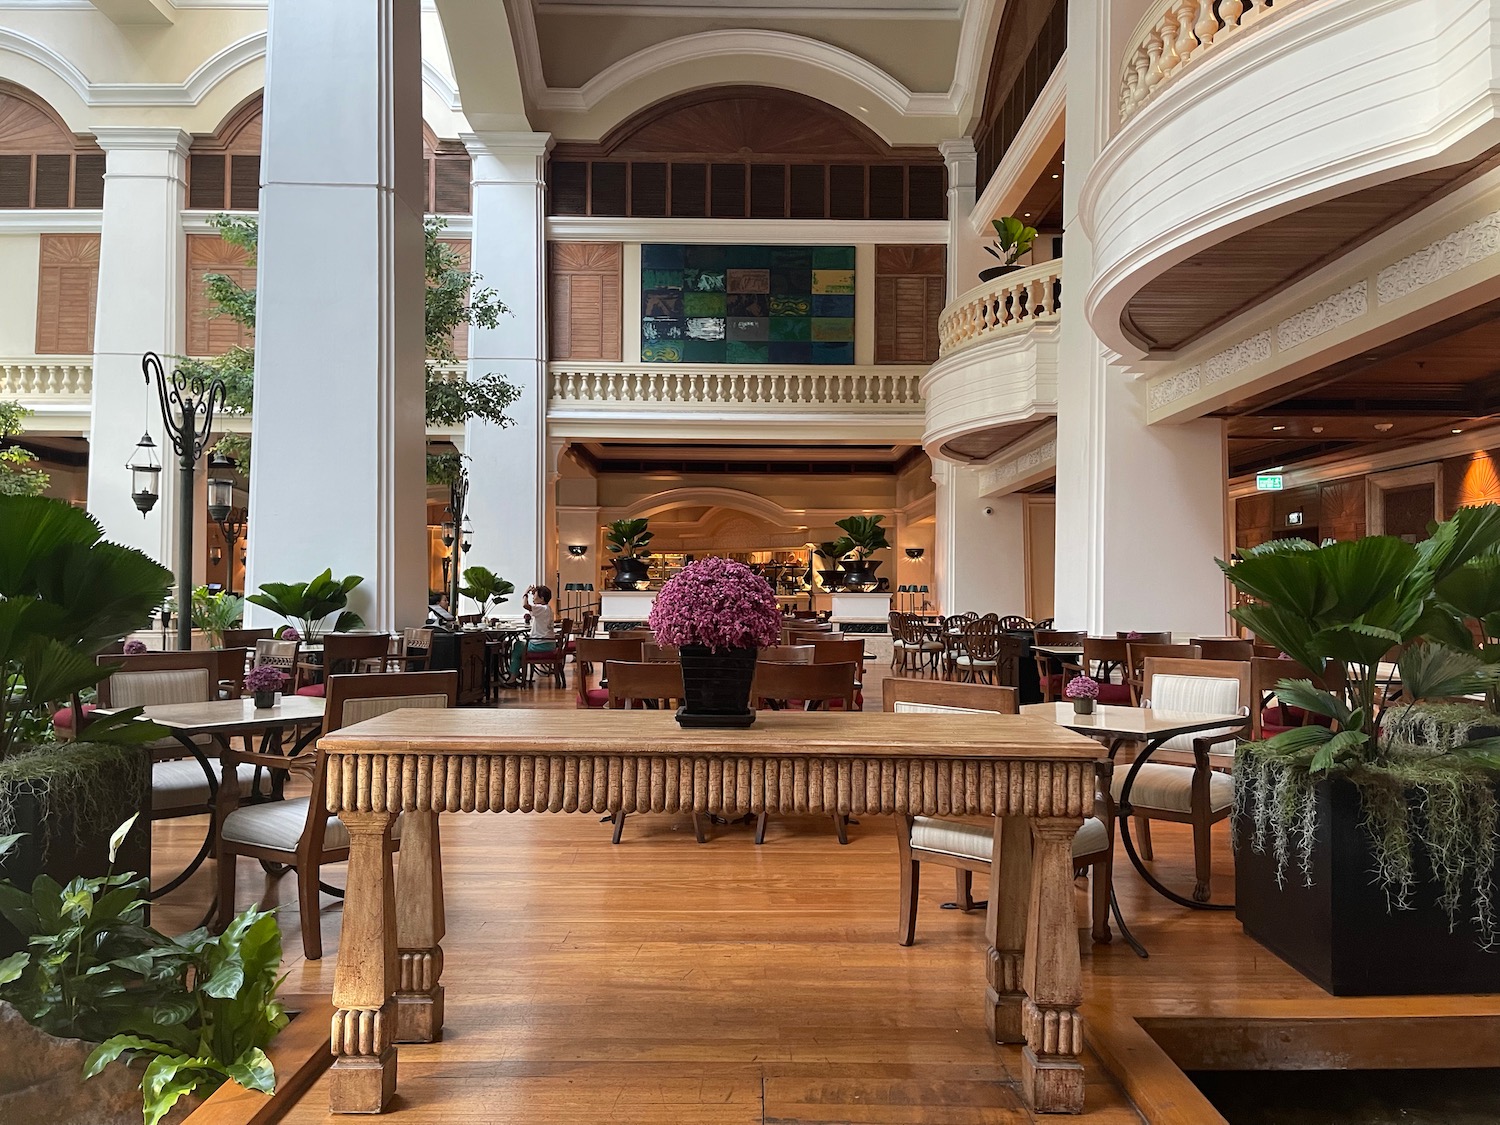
xmin=316 ymin=708 xmax=1105 ymax=1116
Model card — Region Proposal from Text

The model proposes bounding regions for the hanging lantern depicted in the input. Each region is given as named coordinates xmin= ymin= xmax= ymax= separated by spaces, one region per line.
xmin=127 ymin=433 xmax=161 ymax=516
xmin=460 ymin=514 xmax=473 ymax=553
xmin=206 ymin=476 xmax=235 ymax=522
xmin=440 ymin=521 xmax=455 ymax=549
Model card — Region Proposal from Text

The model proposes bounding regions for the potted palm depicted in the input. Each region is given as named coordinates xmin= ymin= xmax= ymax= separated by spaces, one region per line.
xmin=1223 ymin=506 xmax=1500 ymax=995
xmin=647 ymin=558 xmax=782 ymax=728
xmin=605 ymin=518 xmax=653 ymax=590
xmin=246 ymin=570 xmax=365 ymax=641
xmin=458 ymin=565 xmax=515 ymax=621
xmin=834 ymin=516 xmax=891 ymax=591
xmin=189 ymin=586 xmax=243 ymax=648
xmin=813 ymin=539 xmax=851 ymax=591
xmin=978 ymin=216 xmax=1038 ymax=282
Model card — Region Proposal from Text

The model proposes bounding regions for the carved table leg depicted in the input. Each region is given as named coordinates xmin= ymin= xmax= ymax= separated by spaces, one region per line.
xmin=986 ymin=814 xmax=1032 ymax=1044
xmin=330 ymin=810 xmax=399 ymax=1114
xmin=1021 ymin=816 xmax=1086 ymax=1114
xmin=395 ymin=810 xmax=445 ymax=1043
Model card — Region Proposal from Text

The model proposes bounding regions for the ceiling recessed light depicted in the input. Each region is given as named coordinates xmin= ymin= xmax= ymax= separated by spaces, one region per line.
xmin=1024 ymin=212 xmax=1031 ymax=217
xmin=1272 ymin=425 xmax=1285 ymax=431
xmin=1453 ymin=428 xmax=1464 ymax=434
xmin=1375 ymin=423 xmax=1394 ymax=432
xmin=1312 ymin=425 xmax=1324 ymax=434
xmin=1051 ymin=173 xmax=1059 ymax=179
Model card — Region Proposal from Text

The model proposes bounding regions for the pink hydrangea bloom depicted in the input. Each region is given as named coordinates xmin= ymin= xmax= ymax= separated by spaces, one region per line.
xmin=648 ymin=557 xmax=782 ymax=652
xmin=123 ymin=639 xmax=148 ymax=655
xmin=1064 ymin=675 xmax=1100 ymax=700
xmin=279 ymin=626 xmax=301 ymax=641
xmin=244 ymin=665 xmax=287 ymax=694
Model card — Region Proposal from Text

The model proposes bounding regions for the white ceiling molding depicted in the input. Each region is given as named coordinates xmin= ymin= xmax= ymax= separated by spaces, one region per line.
xmin=535 ymin=0 xmax=962 ymax=15
xmin=0 ymin=209 xmax=101 ymax=233
xmin=968 ymin=53 xmax=1064 ymax=235
xmin=546 ymin=216 xmax=949 ymax=244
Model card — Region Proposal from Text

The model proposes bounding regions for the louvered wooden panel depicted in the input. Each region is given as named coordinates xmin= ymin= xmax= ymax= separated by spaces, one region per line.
xmin=73 ymin=153 xmax=104 ymax=207
xmin=591 ymin=162 xmax=627 ymax=216
xmin=549 ymin=242 xmax=622 ymax=361
xmin=0 ymin=155 xmax=29 ymax=207
xmin=442 ymin=238 xmax=470 ymax=360
xmin=789 ymin=164 xmax=825 ymax=219
xmin=550 ymin=161 xmax=588 ymax=215
xmin=631 ymin=162 xmax=667 ymax=217
xmin=749 ymin=164 xmax=785 ymax=219
xmin=434 ymin=154 xmax=471 ymax=213
xmin=186 ymin=234 xmax=255 ymax=355
xmin=33 ymin=154 xmax=69 ymax=207
xmin=868 ymin=165 xmax=905 ymax=220
xmin=35 ymin=234 xmax=99 ymax=354
xmin=908 ymin=165 xmax=946 ymax=220
xmin=829 ymin=164 xmax=865 ymax=219
xmin=228 ymin=154 xmax=260 ymax=210
xmin=188 ymin=153 xmax=226 ymax=209
xmin=710 ymin=163 xmax=746 ymax=218
xmin=874 ymin=244 xmax=945 ymax=364
xmin=669 ymin=163 xmax=706 ymax=217
xmin=876 ymin=245 xmax=946 ymax=275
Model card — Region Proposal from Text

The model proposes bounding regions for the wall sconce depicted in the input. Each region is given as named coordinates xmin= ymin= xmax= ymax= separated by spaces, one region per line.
xmin=209 ymin=546 xmax=222 ymax=567
xmin=904 ymin=547 xmax=925 ymax=560
xmin=567 ymin=544 xmax=589 ymax=557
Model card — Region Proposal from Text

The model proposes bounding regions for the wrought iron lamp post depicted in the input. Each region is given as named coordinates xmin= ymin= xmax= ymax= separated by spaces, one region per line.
xmin=447 ymin=466 xmax=470 ymax=611
xmin=130 ymin=352 xmax=227 ymax=651
xmin=206 ymin=473 xmax=247 ymax=596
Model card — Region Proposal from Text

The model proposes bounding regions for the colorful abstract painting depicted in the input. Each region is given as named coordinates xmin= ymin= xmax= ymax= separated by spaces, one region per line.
xmin=641 ymin=245 xmax=856 ymax=364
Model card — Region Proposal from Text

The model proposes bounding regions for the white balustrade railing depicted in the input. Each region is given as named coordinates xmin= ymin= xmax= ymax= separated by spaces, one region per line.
xmin=548 ymin=364 xmax=923 ymax=410
xmin=0 ymin=358 xmax=92 ymax=401
xmin=1120 ymin=0 xmax=1313 ymax=124
xmin=936 ymin=260 xmax=1063 ymax=358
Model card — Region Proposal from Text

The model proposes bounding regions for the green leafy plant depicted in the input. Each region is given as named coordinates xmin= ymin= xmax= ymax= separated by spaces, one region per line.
xmin=0 ymin=496 xmax=173 ymax=759
xmin=459 ymin=566 xmax=514 ymax=617
xmin=605 ymin=518 xmax=653 ymax=560
xmin=0 ymin=401 xmax=48 ymax=497
xmin=246 ymin=569 xmax=365 ymax=641
xmin=833 ymin=516 xmax=891 ymax=561
xmin=984 ymin=216 xmax=1038 ymax=268
xmin=813 ymin=539 xmax=852 ymax=564
xmin=190 ymin=587 xmax=244 ymax=648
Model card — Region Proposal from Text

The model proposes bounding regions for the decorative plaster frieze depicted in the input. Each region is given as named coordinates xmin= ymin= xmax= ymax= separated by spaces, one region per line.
xmin=1276 ymin=281 xmax=1368 ymax=351
xmin=1378 ymin=209 xmax=1500 ymax=304
xmin=1204 ymin=331 xmax=1271 ymax=385
xmin=978 ymin=439 xmax=1056 ymax=494
xmin=1147 ymin=367 xmax=1201 ymax=411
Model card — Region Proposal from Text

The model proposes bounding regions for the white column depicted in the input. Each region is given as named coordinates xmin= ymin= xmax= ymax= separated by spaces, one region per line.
xmin=246 ymin=0 xmax=427 ymax=631
xmin=86 ymin=128 xmax=189 ymax=558
xmin=932 ymin=459 xmax=1027 ymax=616
xmin=462 ymin=131 xmax=551 ymax=591
xmin=1052 ymin=0 xmax=1227 ymax=636
xmin=940 ymin=138 xmax=978 ymax=300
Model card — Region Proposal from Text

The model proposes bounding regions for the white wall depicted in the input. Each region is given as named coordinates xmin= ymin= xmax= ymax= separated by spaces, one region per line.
xmin=0 ymin=235 xmax=40 ymax=356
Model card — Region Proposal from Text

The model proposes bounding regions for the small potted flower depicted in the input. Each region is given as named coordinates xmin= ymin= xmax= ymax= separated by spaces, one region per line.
xmin=245 ymin=665 xmax=286 ymax=709
xmin=279 ymin=626 xmax=301 ymax=642
xmin=647 ymin=557 xmax=783 ymax=728
xmin=1064 ymin=674 xmax=1100 ymax=715
xmin=123 ymin=639 xmax=148 ymax=655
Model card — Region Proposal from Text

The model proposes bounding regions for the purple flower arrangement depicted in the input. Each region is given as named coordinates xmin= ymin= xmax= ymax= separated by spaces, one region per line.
xmin=123 ymin=639 xmax=148 ymax=656
xmin=648 ymin=557 xmax=782 ymax=653
xmin=279 ymin=626 xmax=301 ymax=642
xmin=244 ymin=665 xmax=286 ymax=695
xmin=1064 ymin=675 xmax=1100 ymax=700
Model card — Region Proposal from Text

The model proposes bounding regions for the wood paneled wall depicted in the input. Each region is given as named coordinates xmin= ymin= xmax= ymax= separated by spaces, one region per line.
xmin=874 ymin=246 xmax=945 ymax=364
xmin=35 ymin=234 xmax=98 ymax=354
xmin=549 ymin=242 xmax=623 ymax=362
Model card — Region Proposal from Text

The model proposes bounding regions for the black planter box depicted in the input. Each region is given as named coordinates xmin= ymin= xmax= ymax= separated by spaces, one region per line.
xmin=1236 ymin=776 xmax=1500 ymax=996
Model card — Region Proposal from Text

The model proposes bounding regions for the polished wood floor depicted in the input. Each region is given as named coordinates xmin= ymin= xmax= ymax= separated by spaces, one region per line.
xmin=149 ymin=666 xmax=1500 ymax=1124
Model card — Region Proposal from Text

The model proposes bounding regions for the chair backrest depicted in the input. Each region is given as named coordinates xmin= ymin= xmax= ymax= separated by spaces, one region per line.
xmin=576 ymin=636 xmax=645 ymax=664
xmin=582 ymin=611 xmax=600 ymax=637
xmin=1082 ymin=636 xmax=1128 ymax=677
xmin=882 ymin=678 xmax=1019 ymax=715
xmin=1249 ymin=656 xmax=1340 ymax=738
xmin=402 ymin=627 xmax=434 ymax=653
xmin=958 ymin=616 xmax=1003 ymax=660
xmin=1193 ymin=638 xmax=1254 ymax=662
xmin=761 ymin=645 xmax=815 ymax=664
xmin=222 ymin=627 xmax=273 ymax=650
xmin=556 ymin=616 xmax=575 ymax=638
xmin=322 ymin=633 xmax=393 ymax=675
xmin=1033 ymin=617 xmax=1055 ymax=630
xmin=1252 ymin=643 xmax=1283 ymax=660
xmin=1128 ymin=642 xmax=1200 ymax=672
xmin=1119 ymin=631 xmax=1172 ymax=644
xmin=1035 ymin=629 xmax=1085 ymax=647
xmin=254 ymin=638 xmax=299 ymax=671
xmin=95 ymin=650 xmax=221 ymax=708
xmin=610 ymin=629 xmax=655 ymax=641
xmin=753 ymin=661 xmax=856 ymax=709
xmin=996 ymin=615 xmax=1033 ymax=631
xmin=605 ymin=660 xmax=685 ymax=707
xmin=642 ymin=641 xmax=681 ymax=662
xmin=1142 ymin=657 xmax=1251 ymax=752
xmin=809 ymin=639 xmax=864 ymax=667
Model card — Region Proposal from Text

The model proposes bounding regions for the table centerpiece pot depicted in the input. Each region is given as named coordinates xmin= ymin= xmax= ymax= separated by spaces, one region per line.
xmin=1065 ymin=674 xmax=1099 ymax=715
xmin=245 ymin=665 xmax=286 ymax=710
xmin=647 ymin=557 xmax=783 ymax=729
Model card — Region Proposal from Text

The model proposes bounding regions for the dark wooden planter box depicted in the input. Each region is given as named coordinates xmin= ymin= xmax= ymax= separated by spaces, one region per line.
xmin=1235 ymin=776 xmax=1500 ymax=996
xmin=0 ymin=746 xmax=151 ymax=956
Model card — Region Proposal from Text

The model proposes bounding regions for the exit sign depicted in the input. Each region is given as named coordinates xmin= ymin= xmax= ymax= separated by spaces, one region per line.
xmin=1257 ymin=474 xmax=1285 ymax=491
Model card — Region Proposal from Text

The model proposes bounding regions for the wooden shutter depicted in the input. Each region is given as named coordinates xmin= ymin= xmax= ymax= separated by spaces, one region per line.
xmin=186 ymin=234 xmax=255 ymax=355
xmin=548 ymin=243 xmax=622 ymax=361
xmin=441 ymin=238 xmax=470 ymax=360
xmin=874 ymin=245 xmax=946 ymax=364
xmin=35 ymin=234 xmax=99 ymax=354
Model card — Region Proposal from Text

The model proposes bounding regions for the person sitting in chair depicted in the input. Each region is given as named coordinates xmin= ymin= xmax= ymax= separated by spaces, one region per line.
xmin=509 ymin=584 xmax=558 ymax=679
xmin=426 ymin=590 xmax=456 ymax=629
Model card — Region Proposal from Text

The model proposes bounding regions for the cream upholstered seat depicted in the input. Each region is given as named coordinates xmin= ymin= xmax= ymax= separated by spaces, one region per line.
xmin=222 ymin=796 xmax=407 ymax=852
xmin=910 ymin=814 xmax=1109 ymax=862
xmin=1111 ymin=763 xmax=1234 ymax=814
xmin=152 ymin=760 xmax=265 ymax=811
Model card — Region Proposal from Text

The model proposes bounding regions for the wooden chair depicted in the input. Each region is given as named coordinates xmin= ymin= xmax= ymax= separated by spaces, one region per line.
xmin=1078 ymin=637 xmax=1132 ymax=704
xmin=641 ymin=641 xmax=681 ymax=662
xmin=394 ymin=627 xmax=434 ymax=671
xmin=610 ymin=629 xmax=655 ymax=641
xmin=253 ymin=638 xmax=299 ymax=673
xmin=1118 ymin=631 xmax=1172 ymax=645
xmin=216 ymin=671 xmax=458 ymax=958
xmin=751 ymin=661 xmax=858 ymax=845
xmin=1191 ymin=638 xmax=1254 ymax=662
xmin=884 ymin=677 xmax=1114 ymax=945
xmin=1125 ymin=643 xmax=1201 ymax=705
xmin=1250 ymin=656 xmax=1341 ymax=739
xmin=293 ymin=633 xmax=391 ymax=696
xmin=574 ymin=636 xmax=644 ymax=707
xmin=222 ymin=627 xmax=273 ymax=651
xmin=951 ymin=618 xmax=1020 ymax=685
xmin=996 ymin=615 xmax=1033 ymax=631
xmin=1034 ymin=629 xmax=1085 ymax=702
xmin=760 ymin=644 xmax=815 ymax=663
xmin=892 ymin=613 xmax=942 ymax=675
xmin=1117 ymin=658 xmax=1251 ymax=903
xmin=581 ymin=611 xmax=600 ymax=638
xmin=522 ymin=628 xmax=568 ymax=689
xmin=809 ymin=638 xmax=867 ymax=709
xmin=604 ymin=661 xmax=704 ymax=845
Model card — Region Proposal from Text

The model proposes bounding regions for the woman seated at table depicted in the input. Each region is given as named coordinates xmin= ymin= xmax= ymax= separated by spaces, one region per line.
xmin=509 ymin=584 xmax=557 ymax=677
xmin=426 ymin=590 xmax=457 ymax=629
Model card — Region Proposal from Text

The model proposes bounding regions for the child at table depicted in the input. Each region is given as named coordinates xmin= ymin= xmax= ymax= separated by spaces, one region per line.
xmin=509 ymin=584 xmax=557 ymax=678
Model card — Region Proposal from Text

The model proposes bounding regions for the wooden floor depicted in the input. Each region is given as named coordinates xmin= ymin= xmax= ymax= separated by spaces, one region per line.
xmin=149 ymin=666 xmax=1500 ymax=1124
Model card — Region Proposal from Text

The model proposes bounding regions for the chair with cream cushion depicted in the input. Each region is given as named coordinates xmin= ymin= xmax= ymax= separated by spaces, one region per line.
xmin=216 ymin=671 xmax=458 ymax=959
xmin=884 ymin=678 xmax=1114 ymax=945
xmin=1112 ymin=657 xmax=1250 ymax=903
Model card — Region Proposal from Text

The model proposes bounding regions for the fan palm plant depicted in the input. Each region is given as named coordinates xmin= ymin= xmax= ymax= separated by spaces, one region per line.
xmin=246 ymin=570 xmax=365 ymax=641
xmin=458 ymin=566 xmax=514 ymax=618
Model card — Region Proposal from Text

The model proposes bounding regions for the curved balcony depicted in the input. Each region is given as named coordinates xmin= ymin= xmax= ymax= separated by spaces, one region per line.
xmin=924 ymin=261 xmax=1062 ymax=462
xmin=1083 ymin=0 xmax=1500 ymax=359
